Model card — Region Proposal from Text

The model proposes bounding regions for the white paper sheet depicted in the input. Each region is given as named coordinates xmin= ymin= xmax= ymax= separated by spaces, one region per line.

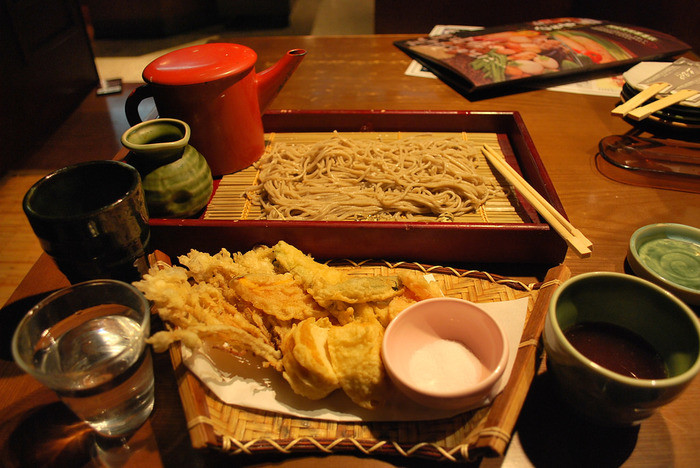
xmin=181 ymin=297 xmax=529 ymax=422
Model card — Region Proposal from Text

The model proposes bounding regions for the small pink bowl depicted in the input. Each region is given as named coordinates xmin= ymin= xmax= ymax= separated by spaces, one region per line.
xmin=382 ymin=297 xmax=509 ymax=410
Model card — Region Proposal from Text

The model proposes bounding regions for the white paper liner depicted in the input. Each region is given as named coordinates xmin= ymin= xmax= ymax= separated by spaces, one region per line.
xmin=181 ymin=297 xmax=529 ymax=422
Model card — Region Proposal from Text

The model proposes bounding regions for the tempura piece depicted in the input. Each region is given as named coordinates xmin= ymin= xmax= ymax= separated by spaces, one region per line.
xmin=231 ymin=273 xmax=328 ymax=321
xmin=327 ymin=318 xmax=388 ymax=410
xmin=273 ymin=241 xmax=345 ymax=285
xmin=367 ymin=271 xmax=442 ymax=327
xmin=135 ymin=264 xmax=243 ymax=331
xmin=397 ymin=270 xmax=443 ymax=300
xmin=370 ymin=295 xmax=417 ymax=328
xmin=134 ymin=254 xmax=283 ymax=369
xmin=313 ymin=276 xmax=401 ymax=304
xmin=280 ymin=318 xmax=340 ymax=399
xmin=147 ymin=328 xmax=203 ymax=353
xmin=149 ymin=324 xmax=283 ymax=369
xmin=274 ymin=241 xmax=403 ymax=313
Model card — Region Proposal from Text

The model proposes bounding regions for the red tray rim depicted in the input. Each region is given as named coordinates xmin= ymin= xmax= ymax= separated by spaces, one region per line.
xmin=145 ymin=109 xmax=569 ymax=264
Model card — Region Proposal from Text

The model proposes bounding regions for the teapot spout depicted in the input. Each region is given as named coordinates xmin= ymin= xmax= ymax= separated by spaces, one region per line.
xmin=257 ymin=49 xmax=306 ymax=112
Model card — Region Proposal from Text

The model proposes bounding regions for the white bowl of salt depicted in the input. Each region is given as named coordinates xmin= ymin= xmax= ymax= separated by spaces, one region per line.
xmin=382 ymin=297 xmax=509 ymax=410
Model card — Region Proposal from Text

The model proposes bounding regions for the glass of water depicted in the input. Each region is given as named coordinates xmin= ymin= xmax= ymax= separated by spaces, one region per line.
xmin=12 ymin=280 xmax=154 ymax=438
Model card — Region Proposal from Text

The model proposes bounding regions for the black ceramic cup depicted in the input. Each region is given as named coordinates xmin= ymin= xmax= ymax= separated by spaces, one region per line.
xmin=23 ymin=160 xmax=151 ymax=283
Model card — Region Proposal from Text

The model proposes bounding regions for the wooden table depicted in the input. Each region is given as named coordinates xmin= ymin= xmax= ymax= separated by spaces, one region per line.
xmin=1 ymin=35 xmax=698 ymax=467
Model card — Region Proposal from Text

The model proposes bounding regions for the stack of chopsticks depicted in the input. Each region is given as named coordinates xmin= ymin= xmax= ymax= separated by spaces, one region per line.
xmin=481 ymin=145 xmax=592 ymax=258
xmin=612 ymin=82 xmax=699 ymax=121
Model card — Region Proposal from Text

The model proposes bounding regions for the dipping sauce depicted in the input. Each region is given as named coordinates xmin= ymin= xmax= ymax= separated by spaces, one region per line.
xmin=638 ymin=238 xmax=700 ymax=290
xmin=564 ymin=322 xmax=668 ymax=380
xmin=408 ymin=339 xmax=487 ymax=393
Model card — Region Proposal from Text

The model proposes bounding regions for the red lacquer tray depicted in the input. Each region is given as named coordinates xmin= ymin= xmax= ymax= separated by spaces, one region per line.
xmin=147 ymin=110 xmax=568 ymax=265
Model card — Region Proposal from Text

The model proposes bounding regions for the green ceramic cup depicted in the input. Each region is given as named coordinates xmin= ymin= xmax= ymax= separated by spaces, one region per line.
xmin=627 ymin=223 xmax=700 ymax=306
xmin=543 ymin=272 xmax=700 ymax=426
xmin=121 ymin=118 xmax=213 ymax=219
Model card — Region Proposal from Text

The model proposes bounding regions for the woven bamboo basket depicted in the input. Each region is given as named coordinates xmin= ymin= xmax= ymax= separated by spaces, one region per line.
xmin=162 ymin=255 xmax=569 ymax=462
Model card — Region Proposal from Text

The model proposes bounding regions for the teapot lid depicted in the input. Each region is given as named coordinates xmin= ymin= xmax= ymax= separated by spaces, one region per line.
xmin=143 ymin=43 xmax=257 ymax=86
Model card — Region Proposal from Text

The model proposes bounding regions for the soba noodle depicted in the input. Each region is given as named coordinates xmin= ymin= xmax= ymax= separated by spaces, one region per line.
xmin=245 ymin=133 xmax=497 ymax=221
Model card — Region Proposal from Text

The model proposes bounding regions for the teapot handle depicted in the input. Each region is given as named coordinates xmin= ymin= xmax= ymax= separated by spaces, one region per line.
xmin=125 ymin=85 xmax=154 ymax=126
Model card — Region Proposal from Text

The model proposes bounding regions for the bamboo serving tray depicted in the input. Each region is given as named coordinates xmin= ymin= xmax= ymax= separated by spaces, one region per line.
xmin=149 ymin=110 xmax=569 ymax=266
xmin=204 ymin=131 xmax=526 ymax=224
xmin=164 ymin=254 xmax=570 ymax=462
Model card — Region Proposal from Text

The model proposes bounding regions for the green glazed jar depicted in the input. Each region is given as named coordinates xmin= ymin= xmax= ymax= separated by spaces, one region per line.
xmin=121 ymin=118 xmax=213 ymax=218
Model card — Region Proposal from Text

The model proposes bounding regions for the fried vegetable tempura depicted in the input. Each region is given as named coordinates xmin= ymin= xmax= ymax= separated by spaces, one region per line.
xmin=281 ymin=317 xmax=339 ymax=400
xmin=134 ymin=240 xmax=441 ymax=409
xmin=328 ymin=317 xmax=388 ymax=410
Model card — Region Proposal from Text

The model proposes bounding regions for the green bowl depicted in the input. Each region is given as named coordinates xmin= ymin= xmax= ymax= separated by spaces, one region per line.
xmin=543 ymin=272 xmax=700 ymax=426
xmin=627 ymin=223 xmax=700 ymax=306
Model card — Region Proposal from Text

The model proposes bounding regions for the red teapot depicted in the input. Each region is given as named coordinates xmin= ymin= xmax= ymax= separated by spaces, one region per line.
xmin=126 ymin=43 xmax=306 ymax=176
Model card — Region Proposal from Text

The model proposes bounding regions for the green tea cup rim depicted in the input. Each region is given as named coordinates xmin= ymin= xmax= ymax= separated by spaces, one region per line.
xmin=121 ymin=117 xmax=191 ymax=153
xmin=548 ymin=271 xmax=700 ymax=388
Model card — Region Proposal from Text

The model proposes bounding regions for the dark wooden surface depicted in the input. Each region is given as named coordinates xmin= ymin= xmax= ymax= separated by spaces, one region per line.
xmin=1 ymin=34 xmax=699 ymax=467
xmin=0 ymin=0 xmax=99 ymax=176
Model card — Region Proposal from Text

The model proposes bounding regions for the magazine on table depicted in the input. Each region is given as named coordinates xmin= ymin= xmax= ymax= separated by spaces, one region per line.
xmin=395 ymin=18 xmax=690 ymax=96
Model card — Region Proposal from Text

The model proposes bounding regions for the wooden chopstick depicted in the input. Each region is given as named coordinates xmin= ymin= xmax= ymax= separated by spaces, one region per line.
xmin=611 ymin=82 xmax=669 ymax=116
xmin=482 ymin=145 xmax=592 ymax=258
xmin=627 ymin=88 xmax=700 ymax=120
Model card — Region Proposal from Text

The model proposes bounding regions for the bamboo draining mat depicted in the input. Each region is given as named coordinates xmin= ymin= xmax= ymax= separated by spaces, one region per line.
xmin=204 ymin=131 xmax=529 ymax=223
xmin=166 ymin=254 xmax=570 ymax=462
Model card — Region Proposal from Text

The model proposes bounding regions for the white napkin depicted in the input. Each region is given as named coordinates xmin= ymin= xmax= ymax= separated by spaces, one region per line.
xmin=181 ymin=297 xmax=529 ymax=422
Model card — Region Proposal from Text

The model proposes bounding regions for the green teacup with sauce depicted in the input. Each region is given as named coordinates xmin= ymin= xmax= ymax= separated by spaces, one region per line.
xmin=543 ymin=272 xmax=700 ymax=426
